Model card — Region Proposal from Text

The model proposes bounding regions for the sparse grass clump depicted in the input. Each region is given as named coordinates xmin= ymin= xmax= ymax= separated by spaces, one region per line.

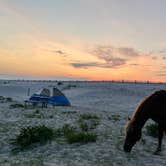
xmin=53 ymin=124 xmax=75 ymax=138
xmin=79 ymin=121 xmax=89 ymax=132
xmin=24 ymin=110 xmax=44 ymax=119
xmin=111 ymin=114 xmax=121 ymax=121
xmin=11 ymin=125 xmax=54 ymax=150
xmin=5 ymin=97 xmax=13 ymax=102
xmin=11 ymin=121 xmax=98 ymax=151
xmin=61 ymin=124 xmax=75 ymax=137
xmin=0 ymin=96 xmax=5 ymax=101
xmin=78 ymin=113 xmax=100 ymax=131
xmin=0 ymin=96 xmax=13 ymax=102
xmin=10 ymin=103 xmax=24 ymax=109
xmin=62 ymin=111 xmax=77 ymax=114
xmin=89 ymin=119 xmax=100 ymax=129
xmin=54 ymin=124 xmax=97 ymax=144
xmin=66 ymin=132 xmax=97 ymax=144
xmin=78 ymin=119 xmax=99 ymax=131
xmin=80 ymin=113 xmax=99 ymax=120
xmin=146 ymin=123 xmax=158 ymax=137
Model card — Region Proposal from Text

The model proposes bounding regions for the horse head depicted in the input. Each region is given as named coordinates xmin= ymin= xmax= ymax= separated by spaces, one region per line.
xmin=124 ymin=120 xmax=142 ymax=152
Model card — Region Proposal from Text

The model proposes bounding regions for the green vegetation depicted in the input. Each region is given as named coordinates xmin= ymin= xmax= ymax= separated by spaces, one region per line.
xmin=61 ymin=124 xmax=75 ymax=136
xmin=54 ymin=124 xmax=97 ymax=144
xmin=0 ymin=96 xmax=5 ymax=101
xmin=78 ymin=119 xmax=99 ymax=131
xmin=111 ymin=114 xmax=121 ymax=121
xmin=10 ymin=103 xmax=24 ymax=109
xmin=146 ymin=123 xmax=158 ymax=137
xmin=24 ymin=110 xmax=44 ymax=119
xmin=5 ymin=97 xmax=13 ymax=102
xmin=0 ymin=96 xmax=13 ymax=102
xmin=59 ymin=124 xmax=97 ymax=144
xmin=79 ymin=121 xmax=89 ymax=132
xmin=11 ymin=125 xmax=54 ymax=150
xmin=80 ymin=113 xmax=99 ymax=120
xmin=10 ymin=113 xmax=99 ymax=151
xmin=11 ymin=123 xmax=97 ymax=151
xmin=66 ymin=132 xmax=97 ymax=144
xmin=62 ymin=111 xmax=77 ymax=114
xmin=0 ymin=123 xmax=11 ymax=133
xmin=78 ymin=113 xmax=100 ymax=132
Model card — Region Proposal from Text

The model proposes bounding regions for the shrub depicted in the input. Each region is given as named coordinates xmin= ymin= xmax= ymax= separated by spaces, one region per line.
xmin=10 ymin=103 xmax=24 ymax=109
xmin=79 ymin=121 xmax=89 ymax=132
xmin=78 ymin=119 xmax=99 ymax=131
xmin=89 ymin=119 xmax=100 ymax=129
xmin=62 ymin=124 xmax=75 ymax=136
xmin=53 ymin=124 xmax=75 ymax=138
xmin=5 ymin=97 xmax=13 ymax=102
xmin=80 ymin=113 xmax=99 ymax=120
xmin=78 ymin=114 xmax=100 ymax=132
xmin=66 ymin=132 xmax=97 ymax=144
xmin=11 ymin=125 xmax=54 ymax=150
xmin=25 ymin=110 xmax=44 ymax=119
xmin=146 ymin=123 xmax=158 ymax=137
xmin=62 ymin=111 xmax=77 ymax=114
xmin=0 ymin=96 xmax=5 ymax=101
xmin=54 ymin=124 xmax=97 ymax=144
xmin=111 ymin=114 xmax=121 ymax=121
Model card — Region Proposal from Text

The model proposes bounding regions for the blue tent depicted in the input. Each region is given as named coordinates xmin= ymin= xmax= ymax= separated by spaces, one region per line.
xmin=48 ymin=88 xmax=71 ymax=106
xmin=29 ymin=88 xmax=50 ymax=103
xmin=27 ymin=87 xmax=70 ymax=106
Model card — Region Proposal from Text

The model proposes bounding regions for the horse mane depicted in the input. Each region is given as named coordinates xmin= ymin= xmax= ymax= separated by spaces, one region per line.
xmin=125 ymin=92 xmax=154 ymax=131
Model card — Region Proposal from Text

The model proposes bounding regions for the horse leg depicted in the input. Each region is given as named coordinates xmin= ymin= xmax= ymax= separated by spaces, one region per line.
xmin=154 ymin=125 xmax=164 ymax=154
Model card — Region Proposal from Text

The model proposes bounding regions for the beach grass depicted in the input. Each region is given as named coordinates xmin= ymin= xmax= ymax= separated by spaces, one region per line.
xmin=11 ymin=125 xmax=54 ymax=150
xmin=146 ymin=123 xmax=158 ymax=137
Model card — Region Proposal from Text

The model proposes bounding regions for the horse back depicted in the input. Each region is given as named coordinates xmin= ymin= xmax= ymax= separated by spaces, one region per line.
xmin=148 ymin=90 xmax=166 ymax=129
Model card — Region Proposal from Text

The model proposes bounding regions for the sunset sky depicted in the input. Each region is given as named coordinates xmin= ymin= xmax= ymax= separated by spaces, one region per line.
xmin=0 ymin=0 xmax=166 ymax=82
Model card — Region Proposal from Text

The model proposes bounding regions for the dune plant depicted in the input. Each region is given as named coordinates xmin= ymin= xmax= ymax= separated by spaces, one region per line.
xmin=89 ymin=119 xmax=100 ymax=129
xmin=66 ymin=132 xmax=97 ymax=144
xmin=10 ymin=103 xmax=24 ymax=109
xmin=0 ymin=96 xmax=5 ymax=101
xmin=62 ymin=111 xmax=77 ymax=114
xmin=11 ymin=125 xmax=54 ymax=150
xmin=24 ymin=110 xmax=44 ymax=119
xmin=79 ymin=121 xmax=89 ymax=132
xmin=146 ymin=123 xmax=158 ymax=137
xmin=80 ymin=113 xmax=99 ymax=120
xmin=5 ymin=97 xmax=13 ymax=102
xmin=111 ymin=114 xmax=121 ymax=121
xmin=78 ymin=113 xmax=100 ymax=131
xmin=53 ymin=124 xmax=75 ymax=139
xmin=11 ymin=123 xmax=98 ymax=151
xmin=54 ymin=124 xmax=97 ymax=144
xmin=62 ymin=124 xmax=75 ymax=136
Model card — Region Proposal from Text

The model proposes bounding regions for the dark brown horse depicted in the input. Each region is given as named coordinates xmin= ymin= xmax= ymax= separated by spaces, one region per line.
xmin=124 ymin=90 xmax=166 ymax=153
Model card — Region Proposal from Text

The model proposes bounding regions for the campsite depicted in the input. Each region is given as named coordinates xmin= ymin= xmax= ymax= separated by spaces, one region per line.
xmin=0 ymin=80 xmax=166 ymax=166
xmin=25 ymin=87 xmax=71 ymax=107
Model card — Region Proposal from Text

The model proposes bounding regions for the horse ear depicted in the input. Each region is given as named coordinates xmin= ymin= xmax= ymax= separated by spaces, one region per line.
xmin=128 ymin=117 xmax=131 ymax=121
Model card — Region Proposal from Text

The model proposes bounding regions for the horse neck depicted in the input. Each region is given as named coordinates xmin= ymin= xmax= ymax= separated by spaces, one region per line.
xmin=131 ymin=106 xmax=149 ymax=130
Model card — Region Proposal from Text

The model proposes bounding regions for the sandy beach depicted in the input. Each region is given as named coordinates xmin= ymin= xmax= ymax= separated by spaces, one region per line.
xmin=0 ymin=80 xmax=166 ymax=166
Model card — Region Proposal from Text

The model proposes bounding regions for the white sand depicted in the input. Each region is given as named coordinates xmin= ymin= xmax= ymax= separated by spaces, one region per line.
xmin=0 ymin=80 xmax=166 ymax=166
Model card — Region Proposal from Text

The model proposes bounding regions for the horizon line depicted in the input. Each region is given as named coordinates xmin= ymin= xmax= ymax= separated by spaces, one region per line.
xmin=0 ymin=79 xmax=165 ymax=84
